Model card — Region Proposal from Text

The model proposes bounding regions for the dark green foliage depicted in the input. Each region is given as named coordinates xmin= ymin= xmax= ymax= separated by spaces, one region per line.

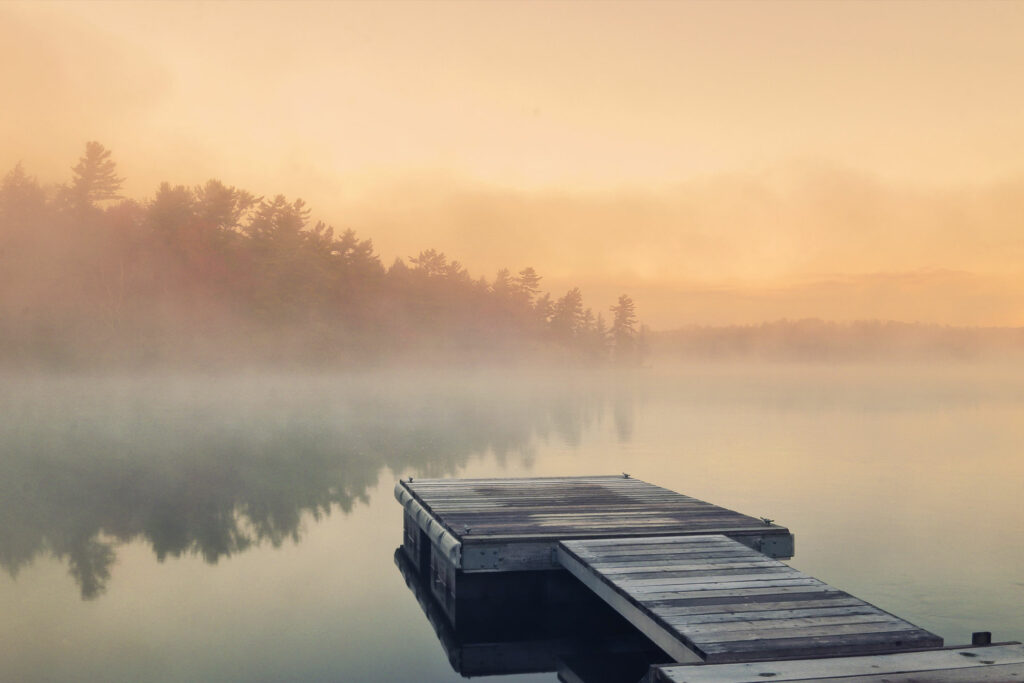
xmin=0 ymin=146 xmax=642 ymax=367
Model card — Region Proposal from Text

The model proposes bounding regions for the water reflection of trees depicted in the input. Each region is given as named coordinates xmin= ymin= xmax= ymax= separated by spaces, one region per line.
xmin=0 ymin=372 xmax=631 ymax=599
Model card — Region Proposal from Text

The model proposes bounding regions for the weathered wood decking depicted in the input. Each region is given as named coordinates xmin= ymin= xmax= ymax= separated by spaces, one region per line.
xmin=648 ymin=643 xmax=1024 ymax=682
xmin=395 ymin=475 xmax=1022 ymax=682
xmin=396 ymin=476 xmax=794 ymax=572
xmin=556 ymin=535 xmax=943 ymax=665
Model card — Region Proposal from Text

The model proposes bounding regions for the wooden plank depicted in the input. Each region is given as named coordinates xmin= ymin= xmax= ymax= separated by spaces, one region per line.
xmin=576 ymin=545 xmax=757 ymax=557
xmin=651 ymin=597 xmax=868 ymax=616
xmin=574 ymin=545 xmax=750 ymax=558
xmin=634 ymin=585 xmax=845 ymax=602
xmin=592 ymin=556 xmax=780 ymax=568
xmin=456 ymin=516 xmax=772 ymax=527
xmin=611 ymin=566 xmax=799 ymax=581
xmin=566 ymin=536 xmax=757 ymax=548
xmin=585 ymin=551 xmax=770 ymax=565
xmin=820 ymin=664 xmax=1024 ymax=682
xmin=651 ymin=643 xmax=1024 ymax=682
xmin=668 ymin=613 xmax=903 ymax=634
xmin=658 ymin=605 xmax=885 ymax=624
xmin=473 ymin=529 xmax=790 ymax=543
xmin=602 ymin=565 xmax=794 ymax=581
xmin=626 ymin=578 xmax=825 ymax=594
xmin=693 ymin=620 xmax=919 ymax=643
xmin=409 ymin=475 xmax=624 ymax=484
xmin=697 ymin=631 xmax=945 ymax=662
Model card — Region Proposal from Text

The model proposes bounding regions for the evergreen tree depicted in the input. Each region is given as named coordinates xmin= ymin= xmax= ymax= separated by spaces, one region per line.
xmin=149 ymin=183 xmax=195 ymax=240
xmin=492 ymin=268 xmax=513 ymax=299
xmin=409 ymin=249 xmax=448 ymax=277
xmin=194 ymin=179 xmax=258 ymax=231
xmin=245 ymin=195 xmax=310 ymax=243
xmin=610 ymin=294 xmax=638 ymax=363
xmin=534 ymin=292 xmax=554 ymax=325
xmin=582 ymin=307 xmax=596 ymax=334
xmin=0 ymin=163 xmax=46 ymax=221
xmin=514 ymin=267 xmax=542 ymax=305
xmin=387 ymin=256 xmax=410 ymax=278
xmin=70 ymin=142 xmax=123 ymax=208
xmin=551 ymin=288 xmax=585 ymax=341
xmin=595 ymin=313 xmax=610 ymax=358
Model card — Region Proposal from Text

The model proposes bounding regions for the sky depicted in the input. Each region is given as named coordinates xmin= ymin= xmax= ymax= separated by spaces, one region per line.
xmin=2 ymin=0 xmax=1023 ymax=328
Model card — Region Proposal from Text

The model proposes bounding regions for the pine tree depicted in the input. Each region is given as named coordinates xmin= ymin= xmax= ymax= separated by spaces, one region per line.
xmin=0 ymin=163 xmax=46 ymax=220
xmin=514 ymin=267 xmax=542 ymax=305
xmin=70 ymin=142 xmax=123 ymax=207
xmin=194 ymin=179 xmax=258 ymax=231
xmin=492 ymin=268 xmax=513 ymax=299
xmin=534 ymin=292 xmax=554 ymax=325
xmin=610 ymin=294 xmax=638 ymax=363
xmin=551 ymin=287 xmax=585 ymax=341
xmin=595 ymin=313 xmax=610 ymax=359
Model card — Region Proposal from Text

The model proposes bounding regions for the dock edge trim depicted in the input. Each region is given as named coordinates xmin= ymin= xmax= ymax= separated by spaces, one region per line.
xmin=395 ymin=482 xmax=462 ymax=568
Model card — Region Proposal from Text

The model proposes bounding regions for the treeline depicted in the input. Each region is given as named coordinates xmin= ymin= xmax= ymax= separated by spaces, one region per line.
xmin=0 ymin=143 xmax=644 ymax=368
xmin=652 ymin=319 xmax=1024 ymax=361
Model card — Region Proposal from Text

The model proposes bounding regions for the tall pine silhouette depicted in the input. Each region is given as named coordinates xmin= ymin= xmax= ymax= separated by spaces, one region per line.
xmin=69 ymin=142 xmax=123 ymax=208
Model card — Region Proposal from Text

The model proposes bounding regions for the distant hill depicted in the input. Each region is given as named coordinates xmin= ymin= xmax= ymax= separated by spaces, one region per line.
xmin=651 ymin=319 xmax=1024 ymax=361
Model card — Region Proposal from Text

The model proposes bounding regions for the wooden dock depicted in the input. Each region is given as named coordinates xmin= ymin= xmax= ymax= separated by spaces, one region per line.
xmin=396 ymin=476 xmax=793 ymax=575
xmin=648 ymin=643 xmax=1024 ymax=682
xmin=557 ymin=535 xmax=942 ymax=665
xmin=395 ymin=475 xmax=1023 ymax=682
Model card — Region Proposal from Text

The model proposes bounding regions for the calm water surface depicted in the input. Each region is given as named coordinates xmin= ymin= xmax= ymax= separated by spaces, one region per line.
xmin=1 ymin=363 xmax=1022 ymax=682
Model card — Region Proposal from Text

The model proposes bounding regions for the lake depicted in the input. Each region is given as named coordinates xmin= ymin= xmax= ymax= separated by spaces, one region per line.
xmin=1 ymin=363 xmax=1022 ymax=682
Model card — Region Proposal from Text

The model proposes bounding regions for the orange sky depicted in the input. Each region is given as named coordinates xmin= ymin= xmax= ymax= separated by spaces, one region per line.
xmin=3 ymin=0 xmax=1024 ymax=328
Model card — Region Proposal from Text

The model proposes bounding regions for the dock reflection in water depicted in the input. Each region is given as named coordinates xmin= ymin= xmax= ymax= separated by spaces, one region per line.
xmin=394 ymin=547 xmax=671 ymax=682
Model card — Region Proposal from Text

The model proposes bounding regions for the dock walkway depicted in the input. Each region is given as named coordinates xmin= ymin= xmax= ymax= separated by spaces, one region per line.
xmin=648 ymin=643 xmax=1024 ymax=682
xmin=557 ymin=535 xmax=942 ymax=665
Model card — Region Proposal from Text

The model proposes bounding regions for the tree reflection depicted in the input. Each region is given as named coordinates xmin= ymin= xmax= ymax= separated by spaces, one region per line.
xmin=0 ymin=371 xmax=632 ymax=599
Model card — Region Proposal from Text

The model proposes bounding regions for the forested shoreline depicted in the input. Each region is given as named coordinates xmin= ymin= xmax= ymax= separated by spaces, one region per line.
xmin=0 ymin=143 xmax=644 ymax=369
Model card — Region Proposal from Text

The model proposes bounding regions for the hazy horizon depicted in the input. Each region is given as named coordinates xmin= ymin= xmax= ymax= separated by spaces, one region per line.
xmin=4 ymin=4 xmax=1024 ymax=681
xmin=4 ymin=0 xmax=1024 ymax=329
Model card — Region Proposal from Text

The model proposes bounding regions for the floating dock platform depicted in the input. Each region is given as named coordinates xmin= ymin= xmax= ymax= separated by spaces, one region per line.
xmin=396 ymin=475 xmax=793 ymax=573
xmin=395 ymin=475 xmax=1023 ymax=682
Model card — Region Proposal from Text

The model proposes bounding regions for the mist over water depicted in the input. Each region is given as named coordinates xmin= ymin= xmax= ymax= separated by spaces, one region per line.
xmin=1 ymin=362 xmax=1021 ymax=682
xmin=4 ymin=3 xmax=1024 ymax=681
xmin=0 ymin=369 xmax=605 ymax=598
